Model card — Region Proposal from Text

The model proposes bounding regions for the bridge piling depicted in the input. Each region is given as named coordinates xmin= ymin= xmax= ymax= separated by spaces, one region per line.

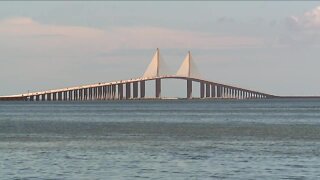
xmin=156 ymin=79 xmax=161 ymax=98
xmin=35 ymin=95 xmax=40 ymax=101
xmin=58 ymin=92 xmax=62 ymax=101
xmin=211 ymin=84 xmax=215 ymax=98
xmin=140 ymin=80 xmax=145 ymax=98
xmin=133 ymin=82 xmax=138 ymax=99
xmin=206 ymin=83 xmax=210 ymax=98
xmin=47 ymin=93 xmax=51 ymax=101
xmin=187 ymin=79 xmax=192 ymax=99
xmin=126 ymin=83 xmax=131 ymax=99
xmin=112 ymin=85 xmax=116 ymax=99
xmin=118 ymin=84 xmax=123 ymax=100
xmin=200 ymin=82 xmax=204 ymax=98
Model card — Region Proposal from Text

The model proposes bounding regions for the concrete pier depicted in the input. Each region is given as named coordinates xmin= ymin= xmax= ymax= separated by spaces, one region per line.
xmin=187 ymin=79 xmax=192 ymax=99
xmin=156 ymin=79 xmax=161 ymax=98
xmin=140 ymin=80 xmax=145 ymax=98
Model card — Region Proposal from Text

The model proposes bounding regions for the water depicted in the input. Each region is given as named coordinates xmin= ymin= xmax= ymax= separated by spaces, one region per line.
xmin=1 ymin=99 xmax=320 ymax=179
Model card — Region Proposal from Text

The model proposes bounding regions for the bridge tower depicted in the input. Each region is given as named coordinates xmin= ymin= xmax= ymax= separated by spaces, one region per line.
xmin=176 ymin=51 xmax=201 ymax=79
xmin=143 ymin=48 xmax=170 ymax=78
xmin=176 ymin=51 xmax=201 ymax=99
xmin=142 ymin=48 xmax=170 ymax=98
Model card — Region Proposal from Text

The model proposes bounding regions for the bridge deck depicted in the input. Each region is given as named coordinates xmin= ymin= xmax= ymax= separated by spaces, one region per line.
xmin=0 ymin=76 xmax=276 ymax=101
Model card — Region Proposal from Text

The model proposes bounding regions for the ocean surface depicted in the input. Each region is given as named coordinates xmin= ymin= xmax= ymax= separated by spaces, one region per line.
xmin=1 ymin=99 xmax=320 ymax=179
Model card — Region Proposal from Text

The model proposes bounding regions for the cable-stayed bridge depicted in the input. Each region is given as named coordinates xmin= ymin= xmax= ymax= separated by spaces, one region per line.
xmin=0 ymin=49 xmax=277 ymax=101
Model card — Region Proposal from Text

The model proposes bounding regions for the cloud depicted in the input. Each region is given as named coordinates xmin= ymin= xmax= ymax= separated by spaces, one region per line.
xmin=279 ymin=6 xmax=320 ymax=48
xmin=0 ymin=17 xmax=263 ymax=58
xmin=286 ymin=6 xmax=320 ymax=29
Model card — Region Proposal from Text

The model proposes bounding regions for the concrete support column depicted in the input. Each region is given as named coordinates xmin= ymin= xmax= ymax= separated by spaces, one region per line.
xmin=108 ymin=86 xmax=111 ymax=100
xmin=83 ymin=89 xmax=87 ymax=100
xmin=68 ymin=91 xmax=73 ymax=101
xmin=231 ymin=89 xmax=234 ymax=98
xmin=78 ymin=89 xmax=81 ymax=101
xmin=94 ymin=87 xmax=98 ymax=99
xmin=86 ymin=88 xmax=90 ymax=100
xmin=102 ymin=86 xmax=106 ymax=100
xmin=118 ymin=84 xmax=123 ymax=100
xmin=63 ymin=91 xmax=68 ymax=101
xmin=100 ymin=86 xmax=104 ymax=100
xmin=53 ymin=93 xmax=57 ymax=101
xmin=35 ymin=95 xmax=40 ymax=101
xmin=41 ymin=94 xmax=45 ymax=101
xmin=126 ymin=83 xmax=131 ymax=99
xmin=88 ymin=88 xmax=92 ymax=100
xmin=140 ymin=80 xmax=145 ymax=99
xmin=105 ymin=86 xmax=109 ymax=100
xmin=112 ymin=85 xmax=116 ymax=99
xmin=97 ymin=87 xmax=102 ymax=100
xmin=200 ymin=82 xmax=205 ymax=98
xmin=133 ymin=82 xmax=138 ymax=99
xmin=216 ymin=86 xmax=220 ymax=98
xmin=206 ymin=83 xmax=210 ymax=98
xmin=95 ymin=87 xmax=99 ymax=100
xmin=155 ymin=79 xmax=161 ymax=99
xmin=187 ymin=79 xmax=192 ymax=99
xmin=91 ymin=88 xmax=95 ymax=100
xmin=82 ymin=89 xmax=86 ymax=100
xmin=211 ymin=84 xmax=215 ymax=98
xmin=47 ymin=93 xmax=51 ymax=101
xmin=29 ymin=96 xmax=34 ymax=101
xmin=93 ymin=87 xmax=97 ymax=100
xmin=74 ymin=90 xmax=78 ymax=101
xmin=106 ymin=86 xmax=110 ymax=100
xmin=58 ymin=92 xmax=62 ymax=101
xmin=221 ymin=86 xmax=225 ymax=98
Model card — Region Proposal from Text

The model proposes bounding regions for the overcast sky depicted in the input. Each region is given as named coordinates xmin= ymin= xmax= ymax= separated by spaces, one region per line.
xmin=1 ymin=1 xmax=320 ymax=97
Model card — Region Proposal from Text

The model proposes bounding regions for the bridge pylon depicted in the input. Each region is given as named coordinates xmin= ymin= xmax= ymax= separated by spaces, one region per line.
xmin=176 ymin=51 xmax=202 ymax=99
xmin=176 ymin=51 xmax=201 ymax=79
xmin=142 ymin=48 xmax=170 ymax=78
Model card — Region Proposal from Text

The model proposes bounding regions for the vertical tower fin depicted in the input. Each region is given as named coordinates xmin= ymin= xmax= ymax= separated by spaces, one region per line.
xmin=142 ymin=48 xmax=170 ymax=78
xmin=176 ymin=51 xmax=201 ymax=79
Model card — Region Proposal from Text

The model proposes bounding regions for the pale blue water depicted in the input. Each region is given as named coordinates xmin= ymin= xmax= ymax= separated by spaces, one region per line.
xmin=1 ymin=99 xmax=320 ymax=179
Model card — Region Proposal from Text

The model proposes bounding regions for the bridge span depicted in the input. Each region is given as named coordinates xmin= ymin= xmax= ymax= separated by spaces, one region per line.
xmin=0 ymin=49 xmax=277 ymax=101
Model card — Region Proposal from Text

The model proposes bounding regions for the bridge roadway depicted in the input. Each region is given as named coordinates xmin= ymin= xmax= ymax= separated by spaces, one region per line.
xmin=0 ymin=75 xmax=277 ymax=101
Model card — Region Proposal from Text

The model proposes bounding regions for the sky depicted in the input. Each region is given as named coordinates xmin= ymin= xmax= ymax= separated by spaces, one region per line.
xmin=1 ymin=1 xmax=320 ymax=97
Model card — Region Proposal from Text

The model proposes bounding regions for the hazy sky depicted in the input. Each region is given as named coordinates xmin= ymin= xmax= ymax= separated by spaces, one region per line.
xmin=1 ymin=1 xmax=320 ymax=97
